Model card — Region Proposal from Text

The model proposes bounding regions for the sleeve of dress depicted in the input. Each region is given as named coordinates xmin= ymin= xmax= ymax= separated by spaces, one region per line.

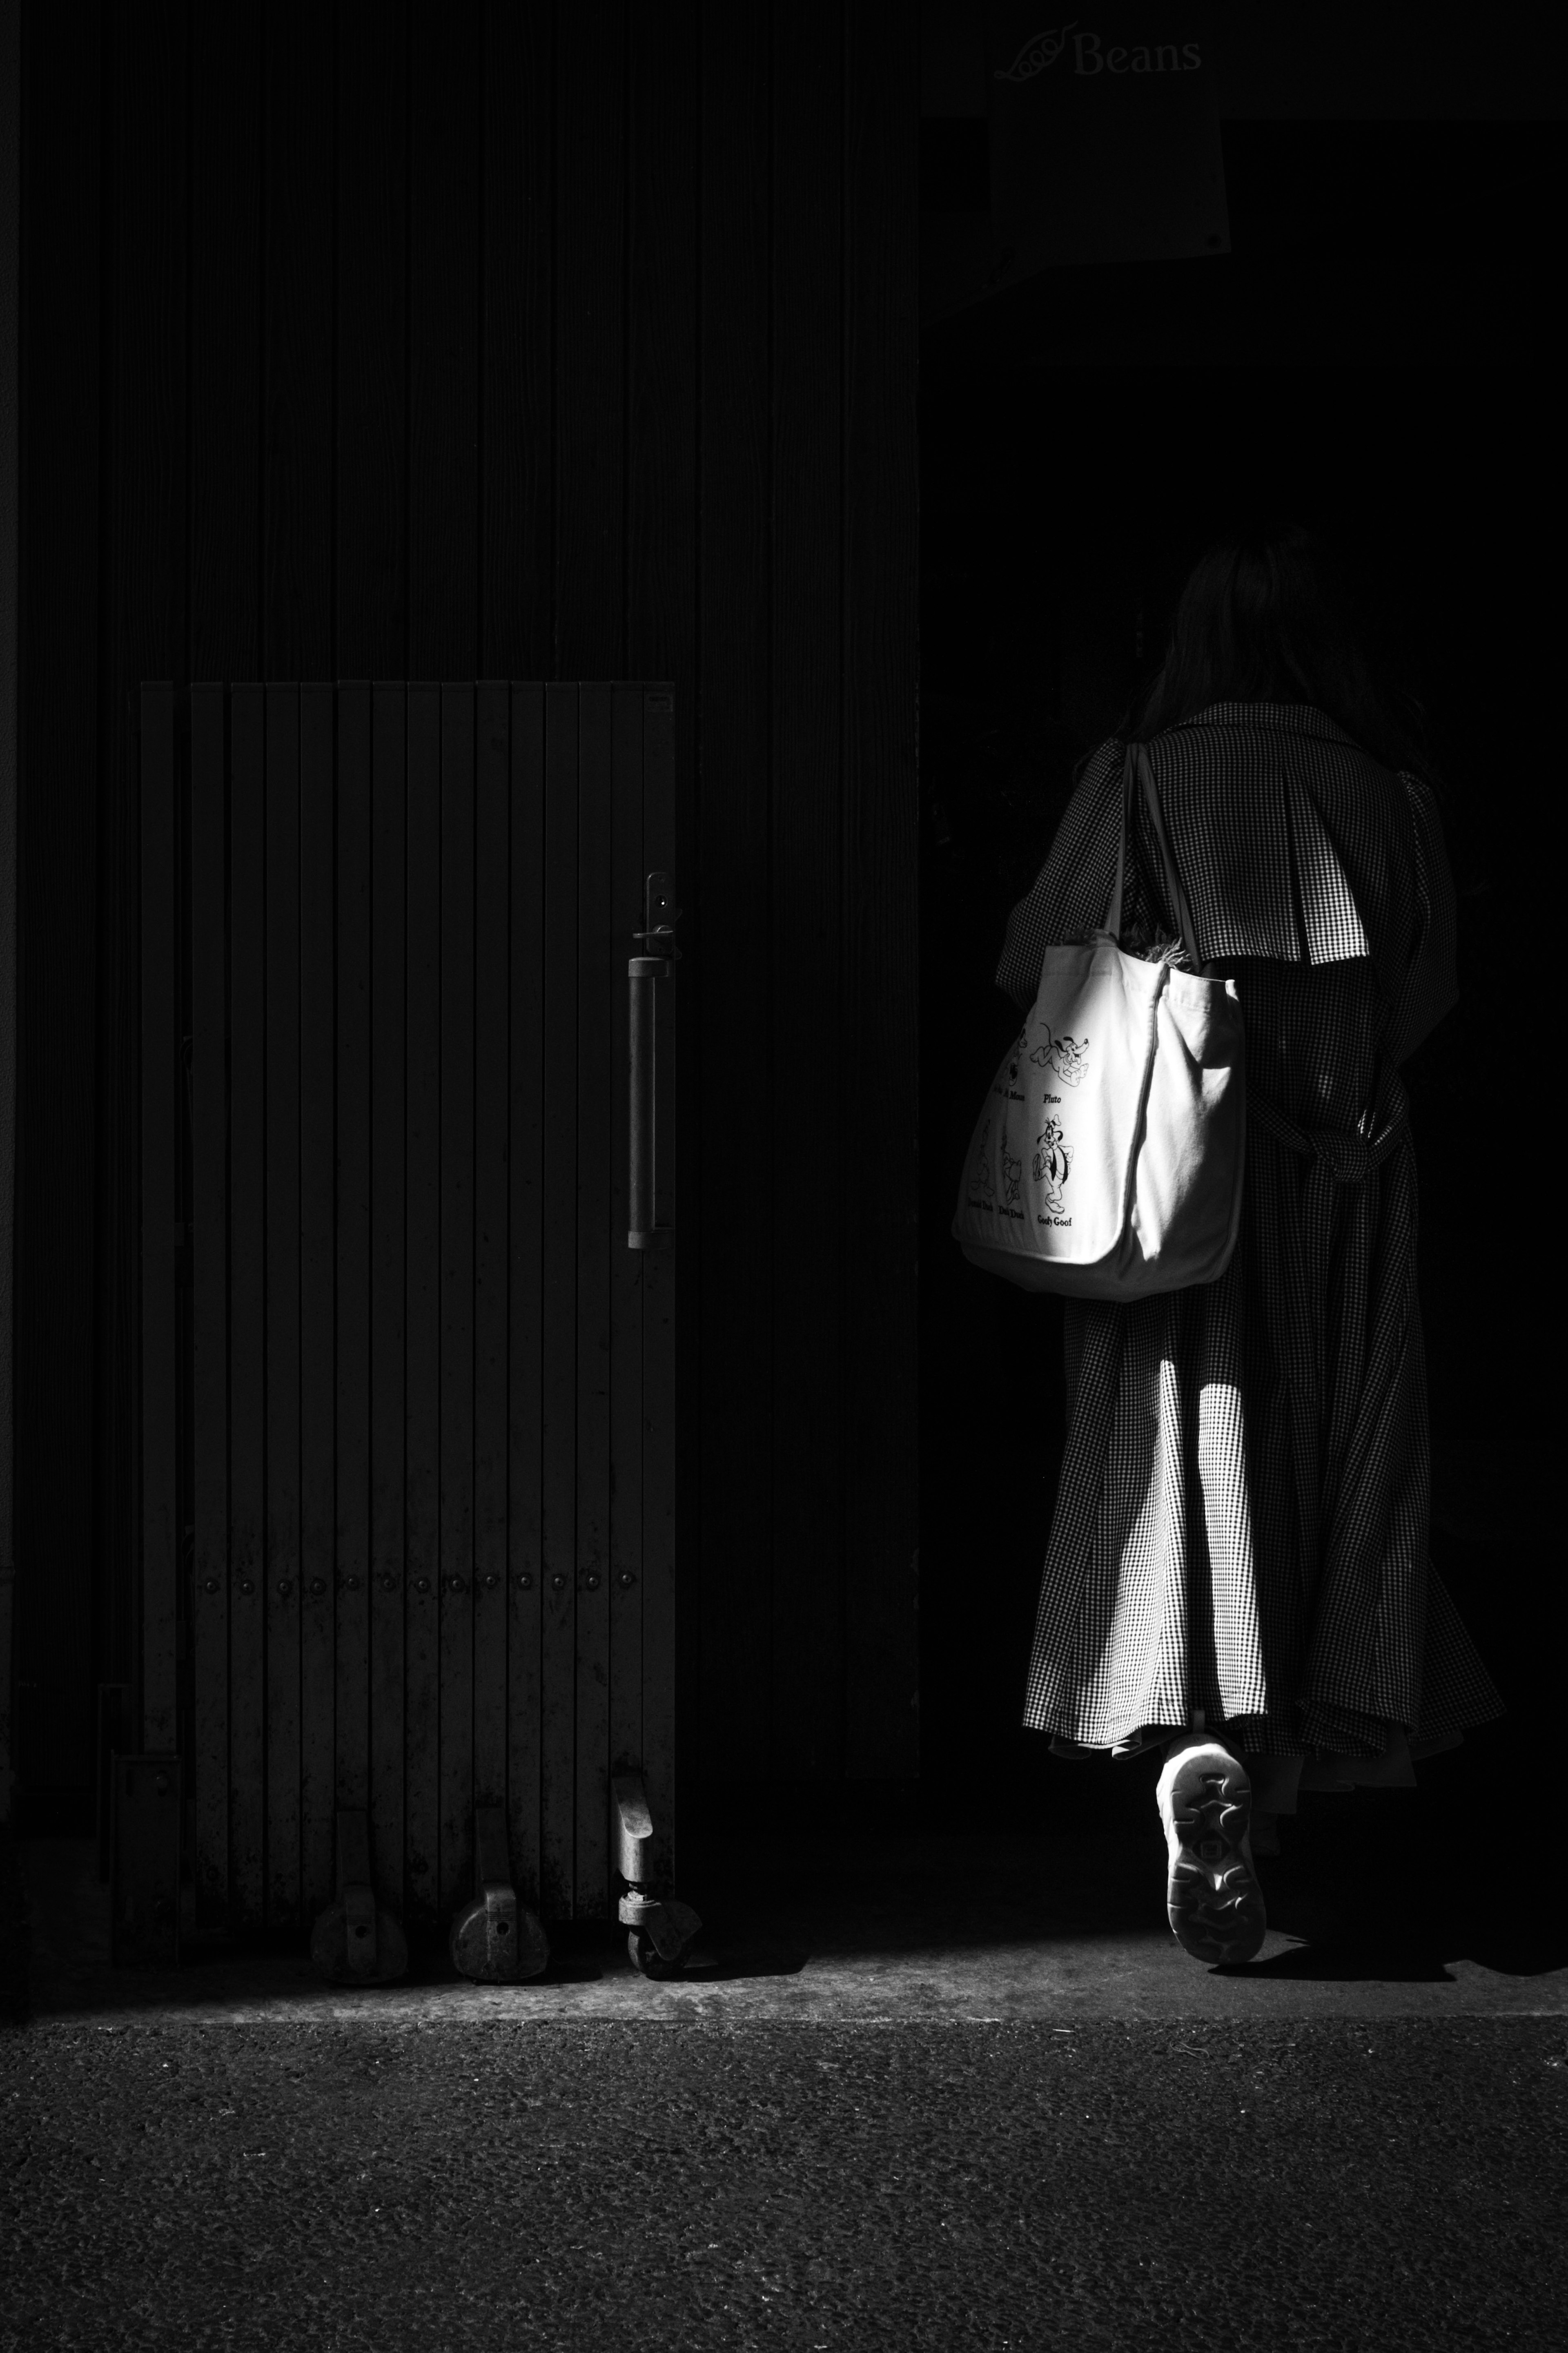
xmin=1384 ymin=772 xmax=1459 ymax=1064
xmin=993 ymin=737 xmax=1125 ymax=1010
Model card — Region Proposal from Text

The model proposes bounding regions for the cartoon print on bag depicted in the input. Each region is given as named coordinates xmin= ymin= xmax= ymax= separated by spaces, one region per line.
xmin=972 ymin=1116 xmax=995 ymax=1199
xmin=1000 ymin=1139 xmax=1023 ymax=1210
xmin=994 ymin=1028 xmax=1030 ymax=1099
xmin=1029 ymin=1024 xmax=1089 ymax=1087
xmin=1032 ymin=1118 xmax=1072 ymax=1216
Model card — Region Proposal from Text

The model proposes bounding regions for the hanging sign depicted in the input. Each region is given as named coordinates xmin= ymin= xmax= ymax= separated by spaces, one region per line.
xmin=984 ymin=9 xmax=1228 ymax=273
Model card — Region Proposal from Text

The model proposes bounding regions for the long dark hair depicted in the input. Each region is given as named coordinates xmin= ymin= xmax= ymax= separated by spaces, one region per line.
xmin=1121 ymin=522 xmax=1439 ymax=787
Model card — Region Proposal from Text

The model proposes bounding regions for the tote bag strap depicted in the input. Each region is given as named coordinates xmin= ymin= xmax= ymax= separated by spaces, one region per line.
xmin=1133 ymin=742 xmax=1204 ymax=961
xmin=1103 ymin=741 xmax=1198 ymax=953
xmin=1103 ymin=747 xmax=1135 ymax=937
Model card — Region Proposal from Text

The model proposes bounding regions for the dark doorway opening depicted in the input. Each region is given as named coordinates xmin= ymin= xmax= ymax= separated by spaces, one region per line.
xmin=916 ymin=128 xmax=1562 ymax=1841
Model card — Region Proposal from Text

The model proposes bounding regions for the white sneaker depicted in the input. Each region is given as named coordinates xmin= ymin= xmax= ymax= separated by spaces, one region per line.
xmin=1156 ymin=1738 xmax=1267 ymax=1965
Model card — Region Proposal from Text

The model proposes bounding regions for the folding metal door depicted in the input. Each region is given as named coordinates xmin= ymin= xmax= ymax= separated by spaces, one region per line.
xmin=138 ymin=682 xmax=679 ymax=1938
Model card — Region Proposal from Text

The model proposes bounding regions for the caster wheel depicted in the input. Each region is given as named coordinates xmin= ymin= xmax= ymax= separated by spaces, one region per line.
xmin=628 ymin=1928 xmax=686 ymax=1980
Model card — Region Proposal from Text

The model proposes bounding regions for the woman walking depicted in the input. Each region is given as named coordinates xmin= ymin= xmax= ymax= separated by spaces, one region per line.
xmin=992 ymin=524 xmax=1501 ymax=1964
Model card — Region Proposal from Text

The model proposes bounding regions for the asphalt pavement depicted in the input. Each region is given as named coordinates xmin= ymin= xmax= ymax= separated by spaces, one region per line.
xmin=4 ymin=1751 xmax=1566 ymax=2349
xmin=4 ymin=2013 xmax=1565 ymax=2351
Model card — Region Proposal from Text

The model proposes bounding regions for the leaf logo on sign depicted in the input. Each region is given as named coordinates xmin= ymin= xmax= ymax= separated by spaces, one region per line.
xmin=994 ymin=22 xmax=1078 ymax=80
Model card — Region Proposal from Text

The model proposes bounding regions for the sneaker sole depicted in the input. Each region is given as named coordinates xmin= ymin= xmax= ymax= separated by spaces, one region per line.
xmin=1164 ymin=1749 xmax=1267 ymax=1966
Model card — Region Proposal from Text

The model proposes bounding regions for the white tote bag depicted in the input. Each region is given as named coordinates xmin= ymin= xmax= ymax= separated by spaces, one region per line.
xmin=951 ymin=744 xmax=1246 ymax=1300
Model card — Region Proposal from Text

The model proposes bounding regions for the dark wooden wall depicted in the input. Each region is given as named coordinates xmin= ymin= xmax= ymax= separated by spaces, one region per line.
xmin=15 ymin=0 xmax=920 ymax=1823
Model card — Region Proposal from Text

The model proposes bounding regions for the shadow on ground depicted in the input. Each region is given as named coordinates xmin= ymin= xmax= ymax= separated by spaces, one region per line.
xmin=11 ymin=1716 xmax=1564 ymax=2025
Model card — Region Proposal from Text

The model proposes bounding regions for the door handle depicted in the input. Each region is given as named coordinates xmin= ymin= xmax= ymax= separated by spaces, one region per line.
xmin=628 ymin=871 xmax=681 ymax=1250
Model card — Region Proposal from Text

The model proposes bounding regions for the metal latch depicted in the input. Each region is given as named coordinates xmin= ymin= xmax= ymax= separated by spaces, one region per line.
xmin=613 ymin=1770 xmax=703 ymax=1976
xmin=628 ymin=874 xmax=681 ymax=1251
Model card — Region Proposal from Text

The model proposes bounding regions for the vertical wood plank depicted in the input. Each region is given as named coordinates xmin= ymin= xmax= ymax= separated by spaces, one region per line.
xmin=336 ymin=685 xmax=373 ymax=1825
xmin=481 ymin=3 xmax=553 ymax=676
xmin=574 ymin=685 xmax=614 ymax=1913
xmin=696 ymin=3 xmax=774 ymax=1785
xmin=607 ymin=690 xmax=645 ymax=1788
xmin=539 ymin=683 xmax=578 ymax=1916
xmin=625 ymin=0 xmax=696 ymax=681
xmin=264 ymin=685 xmax=302 ymax=1923
xmin=672 ymin=716 xmax=703 ymax=1785
xmin=472 ymin=685 xmax=510 ymax=1811
xmin=336 ymin=0 xmax=408 ymax=676
xmin=439 ymin=686 xmax=476 ymax=1912
xmin=770 ymin=10 xmax=846 ymax=1777
xmin=403 ymin=684 xmax=442 ymax=1926
xmin=13 ymin=0 xmax=102 ymax=1800
xmin=554 ymin=2 xmax=625 ymax=677
xmin=408 ymin=2 xmax=481 ymax=678
xmin=0 ymin=0 xmax=13 ymax=1804
xmin=98 ymin=0 xmax=188 ymax=1744
xmin=842 ymin=0 xmax=921 ymax=1775
xmin=188 ymin=685 xmax=229 ymax=1928
xmin=138 ymin=685 xmax=178 ymax=1753
xmin=623 ymin=13 xmax=698 ymax=1805
xmin=640 ymin=691 xmax=679 ymax=1854
xmin=229 ymin=685 xmax=267 ymax=1928
xmin=189 ymin=4 xmax=261 ymax=680
xmin=507 ymin=685 xmax=546 ymax=1911
xmin=262 ymin=4 xmax=334 ymax=676
xmin=298 ymin=684 xmax=336 ymax=1909
xmin=368 ymin=685 xmax=408 ymax=1904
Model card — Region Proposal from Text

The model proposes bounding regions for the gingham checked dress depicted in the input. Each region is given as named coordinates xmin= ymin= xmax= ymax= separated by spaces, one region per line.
xmin=994 ymin=702 xmax=1502 ymax=1766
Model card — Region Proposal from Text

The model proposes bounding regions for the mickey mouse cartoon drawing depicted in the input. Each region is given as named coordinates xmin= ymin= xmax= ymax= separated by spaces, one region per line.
xmin=972 ymin=1116 xmax=995 ymax=1197
xmin=996 ymin=1027 xmax=1029 ymax=1095
xmin=1032 ymin=1117 xmax=1072 ymax=1216
xmin=1029 ymin=1024 xmax=1089 ymax=1087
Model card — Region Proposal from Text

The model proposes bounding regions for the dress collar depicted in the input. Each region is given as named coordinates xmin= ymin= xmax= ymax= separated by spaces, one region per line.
xmin=1165 ymin=700 xmax=1361 ymax=747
